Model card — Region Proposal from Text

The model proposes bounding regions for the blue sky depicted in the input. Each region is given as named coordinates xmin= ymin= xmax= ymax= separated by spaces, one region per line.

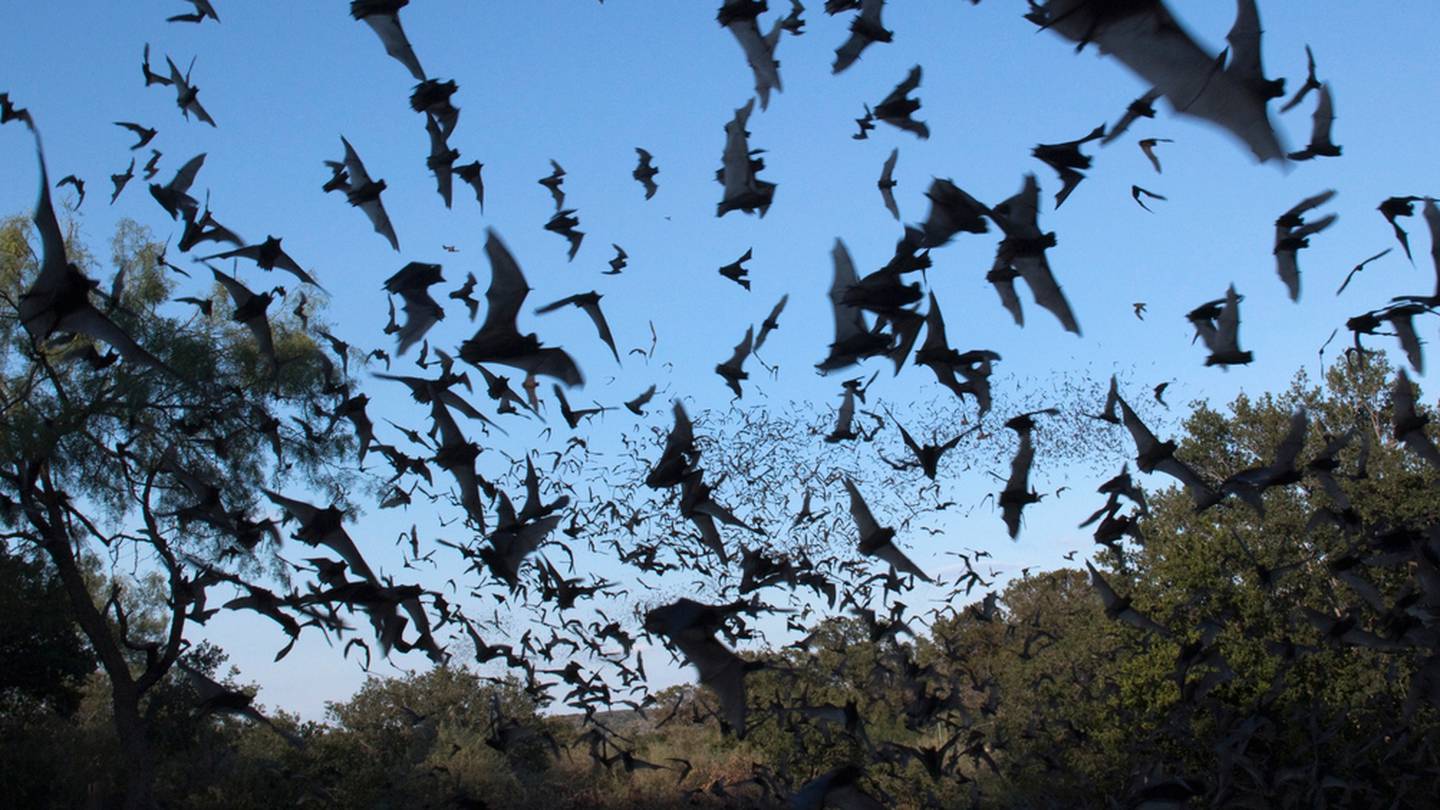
xmin=4 ymin=1 xmax=1440 ymax=719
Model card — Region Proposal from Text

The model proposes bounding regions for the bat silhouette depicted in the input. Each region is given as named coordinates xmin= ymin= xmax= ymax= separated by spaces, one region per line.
xmin=606 ymin=243 xmax=627 ymax=274
xmin=817 ymin=239 xmax=891 ymax=373
xmin=55 ymin=174 xmax=85 ymax=207
xmin=1335 ymin=249 xmax=1392 ymax=297
xmin=382 ymin=262 xmax=445 ymax=355
xmin=1138 ymin=137 xmax=1172 ymax=173
xmin=718 ymin=0 xmax=784 ymax=109
xmin=538 ymin=159 xmax=566 ymax=209
xmin=832 ymin=0 xmax=891 ymax=74
xmin=1280 ymin=44 xmax=1322 ymax=113
xmin=411 ymin=78 xmax=459 ymax=137
xmin=903 ymin=178 xmax=989 ymax=250
xmin=1379 ymin=196 xmax=1422 ymax=262
xmin=1030 ymin=0 xmax=1286 ymax=163
xmin=109 ymin=159 xmax=135 ymax=204
xmin=872 ymin=65 xmax=928 ymax=139
xmin=1131 ymin=185 xmax=1166 ymax=212
xmin=1100 ymin=88 xmax=1162 ymax=144
xmin=877 ymin=148 xmax=899 ymax=220
xmin=425 ymin=116 xmax=459 ymax=208
xmin=330 ymin=136 xmax=400 ymax=251
xmin=914 ymin=292 xmax=1001 ymax=414
xmin=149 ymin=152 xmax=205 ymax=221
xmin=459 ymin=229 xmax=583 ymax=387
xmin=1000 ymin=409 xmax=1057 ymax=538
xmin=142 ymin=148 xmax=162 ymax=180
xmin=453 ymin=160 xmax=484 ymax=211
xmin=1032 ymin=123 xmax=1105 ymax=208
xmin=114 ymin=121 xmax=158 ymax=150
xmin=717 ymin=99 xmax=776 ymax=217
xmin=715 ymin=325 xmax=754 ymax=398
xmin=1393 ymin=369 xmax=1440 ymax=469
xmin=718 ymin=248 xmax=753 ymax=290
xmin=1287 ymin=83 xmax=1340 ymax=161
xmin=1087 ymin=562 xmax=1170 ymax=636
xmin=754 ymin=293 xmax=788 ymax=351
xmin=201 ymin=236 xmax=320 ymax=288
xmin=164 ymin=55 xmax=216 ymax=126
xmin=168 ymin=0 xmax=220 ymax=24
xmin=535 ymin=291 xmax=621 ymax=363
xmin=633 ymin=148 xmax=659 ymax=199
xmin=1274 ymin=189 xmax=1337 ymax=300
xmin=543 ymin=209 xmax=585 ymax=261
xmin=988 ymin=174 xmax=1080 ymax=335
xmin=845 ymin=478 xmax=930 ymax=581
xmin=210 ymin=265 xmax=279 ymax=374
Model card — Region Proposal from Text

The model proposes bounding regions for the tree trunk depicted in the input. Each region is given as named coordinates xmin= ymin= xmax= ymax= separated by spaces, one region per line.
xmin=112 ymin=680 xmax=158 ymax=810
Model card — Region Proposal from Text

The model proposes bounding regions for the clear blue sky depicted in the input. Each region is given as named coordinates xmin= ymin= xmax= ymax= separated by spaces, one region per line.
xmin=4 ymin=1 xmax=1440 ymax=719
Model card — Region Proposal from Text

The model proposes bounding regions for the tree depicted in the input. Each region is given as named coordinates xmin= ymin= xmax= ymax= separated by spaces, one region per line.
xmin=0 ymin=200 xmax=361 ymax=809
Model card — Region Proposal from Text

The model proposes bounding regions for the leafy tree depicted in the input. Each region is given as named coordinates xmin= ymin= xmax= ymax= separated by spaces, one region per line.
xmin=0 ymin=206 xmax=360 ymax=809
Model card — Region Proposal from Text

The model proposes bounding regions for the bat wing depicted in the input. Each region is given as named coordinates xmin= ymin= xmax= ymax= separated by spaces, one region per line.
xmin=357 ymin=9 xmax=425 ymax=80
xmin=1015 ymin=252 xmax=1080 ymax=335
xmin=480 ymin=230 xmax=530 ymax=339
xmin=580 ymin=298 xmax=620 ymax=362
xmin=1041 ymin=0 xmax=1285 ymax=163
xmin=870 ymin=539 xmax=931 ymax=582
xmin=843 ymin=478 xmax=879 ymax=538
xmin=727 ymin=20 xmax=782 ymax=110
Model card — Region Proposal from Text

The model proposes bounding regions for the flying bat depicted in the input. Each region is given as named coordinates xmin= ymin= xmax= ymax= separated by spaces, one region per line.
xmin=201 ymin=236 xmax=320 ymax=288
xmin=164 ymin=55 xmax=216 ymax=126
xmin=110 ymin=159 xmax=135 ymax=204
xmin=633 ymin=148 xmax=659 ymax=199
xmin=832 ymin=0 xmax=892 ymax=74
xmin=1274 ymin=189 xmax=1337 ymax=301
xmin=844 ymin=478 xmax=930 ymax=582
xmin=872 ymin=65 xmax=929 ymax=139
xmin=1138 ymin=137 xmax=1172 ymax=173
xmin=1280 ymin=45 xmax=1323 ymax=113
xmin=424 ymin=116 xmax=459 ymax=208
xmin=459 ymin=229 xmax=583 ymax=387
xmin=1032 ymin=123 xmax=1105 ymax=208
xmin=538 ymin=159 xmax=566 ymax=209
xmin=1029 ymin=0 xmax=1287 ymax=163
xmin=718 ymin=0 xmax=784 ymax=109
xmin=114 ymin=121 xmax=158 ymax=150
xmin=331 ymin=136 xmax=400 ymax=251
xmin=55 ymin=175 xmax=85 ymax=207
xmin=1287 ymin=83 xmax=1340 ymax=161
xmin=715 ymin=325 xmax=754 ymax=398
xmin=877 ymin=148 xmax=899 ymax=220
xmin=1379 ymin=196 xmax=1422 ymax=262
xmin=535 ymin=291 xmax=620 ymax=363
xmin=754 ymin=293 xmax=789 ymax=351
xmin=149 ymin=152 xmax=205 ymax=221
xmin=453 ymin=160 xmax=484 ymax=211
xmin=382 ymin=262 xmax=445 ymax=356
xmin=168 ymin=0 xmax=220 ymax=23
xmin=543 ymin=209 xmax=585 ymax=261
xmin=606 ymin=244 xmax=628 ymax=274
xmin=1335 ymin=248 xmax=1392 ymax=296
xmin=717 ymin=99 xmax=776 ymax=217
xmin=719 ymin=248 xmax=753 ymax=290
xmin=988 ymin=174 xmax=1080 ymax=335
xmin=1000 ymin=409 xmax=1057 ymax=538
xmin=1131 ymin=185 xmax=1166 ymax=212
xmin=210 ymin=265 xmax=279 ymax=373
xmin=1100 ymin=88 xmax=1162 ymax=144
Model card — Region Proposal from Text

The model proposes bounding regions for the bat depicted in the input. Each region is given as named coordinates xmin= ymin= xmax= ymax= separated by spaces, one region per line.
xmin=453 ymin=160 xmax=484 ymax=211
xmin=534 ymin=291 xmax=621 ymax=363
xmin=168 ymin=0 xmax=220 ymax=23
xmin=201 ymin=236 xmax=321 ymax=288
xmin=110 ymin=159 xmax=135 ymax=204
xmin=715 ymin=325 xmax=754 ymax=398
xmin=333 ymin=136 xmax=400 ymax=251
xmin=425 ymin=116 xmax=459 ymax=208
xmin=210 ymin=265 xmax=279 ymax=373
xmin=845 ymin=478 xmax=930 ymax=581
xmin=1100 ymin=88 xmax=1162 ymax=144
xmin=458 ymin=229 xmax=583 ymax=387
xmin=719 ymin=0 xmax=784 ymax=109
xmin=1287 ymin=83 xmax=1340 ymax=160
xmin=832 ymin=0 xmax=891 ymax=74
xmin=718 ymin=248 xmax=753 ymax=290
xmin=633 ymin=148 xmax=659 ymax=199
xmin=1280 ymin=44 xmax=1323 ymax=113
xmin=877 ymin=148 xmax=899 ymax=220
xmin=903 ymin=177 xmax=989 ymax=249
xmin=872 ymin=65 xmax=928 ymax=139
xmin=382 ymin=262 xmax=445 ymax=355
xmin=1335 ymin=248 xmax=1392 ymax=296
xmin=1030 ymin=0 xmax=1287 ymax=163
xmin=988 ymin=174 xmax=1080 ymax=335
xmin=113 ymin=121 xmax=158 ymax=150
xmin=148 ymin=152 xmax=206 ymax=220
xmin=1274 ymin=189 xmax=1337 ymax=300
xmin=754 ymin=293 xmax=789 ymax=351
xmin=538 ymin=159 xmax=566 ymax=209
xmin=817 ymin=239 xmax=891 ymax=373
xmin=1138 ymin=137 xmax=1172 ymax=173
xmin=716 ymin=99 xmax=776 ymax=217
xmin=543 ymin=209 xmax=585 ymax=261
xmin=1131 ymin=184 xmax=1166 ymax=212
xmin=164 ymin=55 xmax=216 ymax=126
xmin=1032 ymin=123 xmax=1105 ymax=208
